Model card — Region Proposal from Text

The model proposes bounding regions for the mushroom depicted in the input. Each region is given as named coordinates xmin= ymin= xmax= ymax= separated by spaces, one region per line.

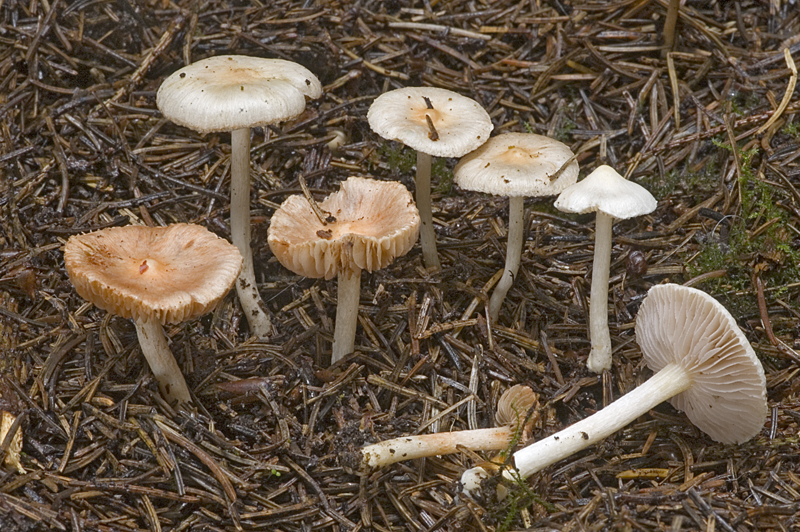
xmin=506 ymin=284 xmax=767 ymax=480
xmin=157 ymin=55 xmax=322 ymax=339
xmin=554 ymin=165 xmax=657 ymax=373
xmin=353 ymin=385 xmax=537 ymax=469
xmin=453 ymin=133 xmax=579 ymax=322
xmin=64 ymin=224 xmax=243 ymax=404
xmin=268 ymin=177 xmax=420 ymax=364
xmin=367 ymin=87 xmax=493 ymax=271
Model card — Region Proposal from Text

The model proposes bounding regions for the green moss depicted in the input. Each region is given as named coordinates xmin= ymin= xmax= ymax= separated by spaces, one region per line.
xmin=782 ymin=121 xmax=800 ymax=140
xmin=687 ymin=143 xmax=800 ymax=315
xmin=379 ymin=142 xmax=455 ymax=194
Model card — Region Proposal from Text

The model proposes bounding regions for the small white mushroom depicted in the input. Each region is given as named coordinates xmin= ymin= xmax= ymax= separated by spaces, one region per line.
xmin=454 ymin=133 xmax=579 ymax=322
xmin=368 ymin=87 xmax=493 ymax=271
xmin=157 ymin=55 xmax=322 ymax=339
xmin=554 ymin=165 xmax=657 ymax=372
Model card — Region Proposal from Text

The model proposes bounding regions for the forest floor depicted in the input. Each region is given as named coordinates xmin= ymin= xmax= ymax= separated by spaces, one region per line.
xmin=1 ymin=0 xmax=800 ymax=531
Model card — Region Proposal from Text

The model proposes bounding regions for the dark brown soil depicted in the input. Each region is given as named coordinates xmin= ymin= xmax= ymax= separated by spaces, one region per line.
xmin=1 ymin=1 xmax=799 ymax=531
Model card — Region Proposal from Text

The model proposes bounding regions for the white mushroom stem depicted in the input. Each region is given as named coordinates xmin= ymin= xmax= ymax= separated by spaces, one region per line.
xmin=509 ymin=363 xmax=691 ymax=479
xmin=230 ymin=127 xmax=275 ymax=339
xmin=362 ymin=426 xmax=515 ymax=469
xmin=134 ymin=316 xmax=192 ymax=404
xmin=415 ymin=151 xmax=441 ymax=271
xmin=331 ymin=267 xmax=362 ymax=364
xmin=489 ymin=195 xmax=524 ymax=322
xmin=586 ymin=211 xmax=614 ymax=373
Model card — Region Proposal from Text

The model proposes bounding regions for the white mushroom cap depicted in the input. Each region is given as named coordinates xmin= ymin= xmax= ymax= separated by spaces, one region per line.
xmin=65 ymin=224 xmax=243 ymax=325
xmin=453 ymin=133 xmax=579 ymax=197
xmin=367 ymin=87 xmax=493 ymax=158
xmin=268 ymin=177 xmax=420 ymax=280
xmin=157 ymin=55 xmax=322 ymax=134
xmin=635 ymin=284 xmax=767 ymax=444
xmin=554 ymin=165 xmax=657 ymax=219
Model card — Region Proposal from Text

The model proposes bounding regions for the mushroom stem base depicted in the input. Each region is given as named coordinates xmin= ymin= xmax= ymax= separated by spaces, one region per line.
xmin=511 ymin=363 xmax=691 ymax=479
xmin=416 ymin=151 xmax=441 ymax=271
xmin=230 ymin=127 xmax=274 ymax=339
xmin=135 ymin=317 xmax=192 ymax=404
xmin=332 ymin=267 xmax=362 ymax=364
xmin=489 ymin=196 xmax=524 ymax=322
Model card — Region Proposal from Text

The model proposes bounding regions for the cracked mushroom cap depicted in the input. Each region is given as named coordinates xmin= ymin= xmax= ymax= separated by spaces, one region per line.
xmin=367 ymin=87 xmax=493 ymax=158
xmin=635 ymin=284 xmax=767 ymax=444
xmin=554 ymin=165 xmax=657 ymax=219
xmin=453 ymin=133 xmax=579 ymax=197
xmin=268 ymin=177 xmax=420 ymax=280
xmin=65 ymin=224 xmax=243 ymax=325
xmin=157 ymin=55 xmax=322 ymax=135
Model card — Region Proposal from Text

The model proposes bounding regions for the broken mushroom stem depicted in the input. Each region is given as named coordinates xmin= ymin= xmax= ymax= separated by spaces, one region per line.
xmin=134 ymin=315 xmax=192 ymax=405
xmin=361 ymin=426 xmax=516 ymax=469
xmin=230 ymin=128 xmax=275 ymax=339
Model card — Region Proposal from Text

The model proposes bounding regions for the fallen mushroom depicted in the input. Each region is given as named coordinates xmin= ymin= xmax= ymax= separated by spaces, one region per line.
xmin=454 ymin=133 xmax=579 ymax=322
xmin=506 ymin=284 xmax=767 ymax=480
xmin=368 ymin=87 xmax=493 ymax=270
xmin=157 ymin=55 xmax=322 ymax=339
xmin=64 ymin=224 xmax=243 ymax=404
xmin=353 ymin=385 xmax=537 ymax=469
xmin=268 ymin=177 xmax=420 ymax=364
xmin=554 ymin=165 xmax=657 ymax=373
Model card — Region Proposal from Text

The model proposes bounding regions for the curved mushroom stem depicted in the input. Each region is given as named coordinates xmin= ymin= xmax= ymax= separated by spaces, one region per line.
xmin=230 ymin=127 xmax=275 ymax=339
xmin=361 ymin=426 xmax=514 ymax=469
xmin=489 ymin=195 xmax=525 ymax=322
xmin=509 ymin=363 xmax=691 ymax=479
xmin=415 ymin=151 xmax=441 ymax=271
xmin=586 ymin=211 xmax=614 ymax=373
xmin=331 ymin=266 xmax=362 ymax=364
xmin=134 ymin=316 xmax=192 ymax=404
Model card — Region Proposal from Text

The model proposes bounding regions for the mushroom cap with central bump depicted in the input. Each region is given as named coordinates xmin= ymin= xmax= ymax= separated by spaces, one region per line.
xmin=157 ymin=55 xmax=322 ymax=135
xmin=268 ymin=177 xmax=421 ymax=280
xmin=635 ymin=284 xmax=767 ymax=444
xmin=367 ymin=87 xmax=493 ymax=158
xmin=554 ymin=164 xmax=657 ymax=219
xmin=453 ymin=132 xmax=579 ymax=197
xmin=64 ymin=224 xmax=243 ymax=325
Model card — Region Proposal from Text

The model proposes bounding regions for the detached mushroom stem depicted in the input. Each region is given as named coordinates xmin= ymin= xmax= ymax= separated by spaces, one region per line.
xmin=415 ymin=151 xmax=441 ymax=271
xmin=134 ymin=317 xmax=192 ymax=404
xmin=361 ymin=426 xmax=514 ymax=469
xmin=332 ymin=266 xmax=362 ymax=364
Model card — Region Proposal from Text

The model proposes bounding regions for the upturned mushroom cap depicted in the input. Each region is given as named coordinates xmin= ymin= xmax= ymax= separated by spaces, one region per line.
xmin=635 ymin=284 xmax=767 ymax=444
xmin=554 ymin=165 xmax=657 ymax=219
xmin=157 ymin=55 xmax=322 ymax=135
xmin=65 ymin=224 xmax=243 ymax=325
xmin=495 ymin=385 xmax=538 ymax=428
xmin=367 ymin=87 xmax=493 ymax=158
xmin=268 ymin=177 xmax=420 ymax=280
xmin=453 ymin=133 xmax=579 ymax=197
